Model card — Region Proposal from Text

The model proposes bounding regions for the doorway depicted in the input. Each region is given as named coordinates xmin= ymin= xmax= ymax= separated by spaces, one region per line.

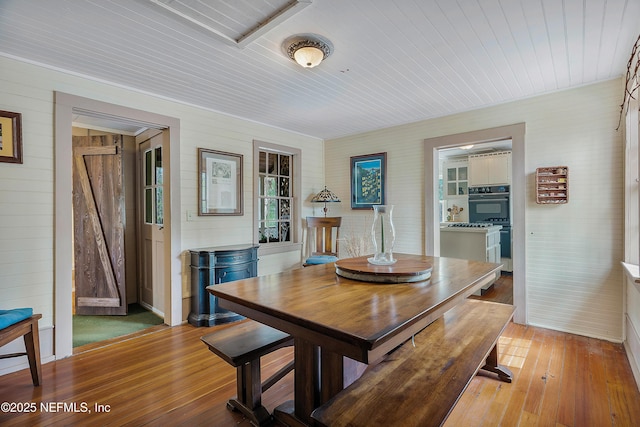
xmin=55 ymin=92 xmax=182 ymax=359
xmin=70 ymin=126 xmax=166 ymax=350
xmin=137 ymin=130 xmax=165 ymax=313
xmin=424 ymin=123 xmax=526 ymax=324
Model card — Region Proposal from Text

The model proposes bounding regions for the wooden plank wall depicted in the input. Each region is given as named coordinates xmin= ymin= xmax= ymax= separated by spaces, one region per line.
xmin=324 ymin=78 xmax=625 ymax=342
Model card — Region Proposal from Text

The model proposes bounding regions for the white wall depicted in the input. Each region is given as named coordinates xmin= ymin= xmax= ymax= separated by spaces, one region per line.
xmin=0 ymin=51 xmax=626 ymax=377
xmin=325 ymin=78 xmax=625 ymax=342
xmin=0 ymin=56 xmax=323 ymax=374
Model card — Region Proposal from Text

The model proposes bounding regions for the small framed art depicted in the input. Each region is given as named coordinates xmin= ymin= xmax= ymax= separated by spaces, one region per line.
xmin=0 ymin=110 xmax=23 ymax=164
xmin=198 ymin=148 xmax=243 ymax=215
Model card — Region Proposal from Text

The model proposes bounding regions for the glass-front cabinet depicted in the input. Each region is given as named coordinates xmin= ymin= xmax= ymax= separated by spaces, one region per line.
xmin=444 ymin=160 xmax=468 ymax=198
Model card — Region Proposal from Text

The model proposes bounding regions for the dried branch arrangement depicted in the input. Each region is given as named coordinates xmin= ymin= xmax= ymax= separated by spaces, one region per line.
xmin=341 ymin=219 xmax=372 ymax=258
xmin=617 ymin=33 xmax=640 ymax=130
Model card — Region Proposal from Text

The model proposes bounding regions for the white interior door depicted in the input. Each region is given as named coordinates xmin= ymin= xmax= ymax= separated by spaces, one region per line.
xmin=137 ymin=131 xmax=165 ymax=314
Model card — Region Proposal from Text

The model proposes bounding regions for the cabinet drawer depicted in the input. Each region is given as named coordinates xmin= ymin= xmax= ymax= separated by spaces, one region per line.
xmin=215 ymin=263 xmax=256 ymax=283
xmin=215 ymin=250 xmax=257 ymax=266
xmin=190 ymin=245 xmax=258 ymax=267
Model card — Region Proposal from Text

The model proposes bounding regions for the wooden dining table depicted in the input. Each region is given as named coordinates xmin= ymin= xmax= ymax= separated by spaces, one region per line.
xmin=207 ymin=253 xmax=502 ymax=426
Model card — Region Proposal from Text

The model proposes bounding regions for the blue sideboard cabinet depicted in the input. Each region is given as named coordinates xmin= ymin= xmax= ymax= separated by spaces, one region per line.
xmin=188 ymin=244 xmax=259 ymax=327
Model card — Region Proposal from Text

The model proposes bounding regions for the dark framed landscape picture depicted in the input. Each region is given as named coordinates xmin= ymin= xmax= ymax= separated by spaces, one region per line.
xmin=350 ymin=152 xmax=386 ymax=209
xmin=0 ymin=110 xmax=23 ymax=164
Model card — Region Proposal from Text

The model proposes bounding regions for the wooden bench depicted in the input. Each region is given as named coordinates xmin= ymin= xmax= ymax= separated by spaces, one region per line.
xmin=311 ymin=299 xmax=514 ymax=427
xmin=201 ymin=320 xmax=294 ymax=427
xmin=0 ymin=314 xmax=42 ymax=386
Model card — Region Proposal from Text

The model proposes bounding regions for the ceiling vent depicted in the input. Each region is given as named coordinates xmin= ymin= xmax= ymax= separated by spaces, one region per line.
xmin=148 ymin=0 xmax=312 ymax=48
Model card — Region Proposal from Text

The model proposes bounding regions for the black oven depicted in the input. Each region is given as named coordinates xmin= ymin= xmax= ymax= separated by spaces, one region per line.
xmin=468 ymin=185 xmax=510 ymax=225
xmin=468 ymin=185 xmax=511 ymax=258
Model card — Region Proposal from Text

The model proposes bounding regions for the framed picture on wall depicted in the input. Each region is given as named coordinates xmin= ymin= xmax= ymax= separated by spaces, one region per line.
xmin=198 ymin=148 xmax=243 ymax=215
xmin=0 ymin=110 xmax=23 ymax=164
xmin=350 ymin=152 xmax=386 ymax=209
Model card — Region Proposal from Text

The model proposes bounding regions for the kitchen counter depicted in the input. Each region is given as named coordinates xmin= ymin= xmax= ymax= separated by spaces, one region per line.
xmin=440 ymin=224 xmax=503 ymax=295
xmin=440 ymin=224 xmax=503 ymax=233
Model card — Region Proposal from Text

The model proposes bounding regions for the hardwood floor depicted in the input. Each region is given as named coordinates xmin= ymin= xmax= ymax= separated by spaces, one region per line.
xmin=2 ymin=298 xmax=639 ymax=426
xmin=471 ymin=271 xmax=514 ymax=305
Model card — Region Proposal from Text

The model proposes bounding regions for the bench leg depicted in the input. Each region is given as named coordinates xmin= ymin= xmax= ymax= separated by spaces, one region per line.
xmin=481 ymin=344 xmax=512 ymax=383
xmin=23 ymin=322 xmax=42 ymax=387
xmin=226 ymin=360 xmax=272 ymax=427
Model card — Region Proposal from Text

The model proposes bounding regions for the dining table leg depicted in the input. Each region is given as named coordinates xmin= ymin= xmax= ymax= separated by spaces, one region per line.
xmin=320 ymin=349 xmax=344 ymax=402
xmin=273 ymin=337 xmax=351 ymax=426
xmin=295 ymin=337 xmax=320 ymax=423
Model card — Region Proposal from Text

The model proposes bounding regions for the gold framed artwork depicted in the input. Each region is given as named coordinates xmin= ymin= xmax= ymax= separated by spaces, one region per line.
xmin=198 ymin=148 xmax=243 ymax=216
xmin=0 ymin=110 xmax=23 ymax=164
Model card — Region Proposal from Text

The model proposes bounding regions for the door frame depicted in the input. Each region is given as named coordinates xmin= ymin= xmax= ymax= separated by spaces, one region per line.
xmin=423 ymin=123 xmax=526 ymax=324
xmin=54 ymin=92 xmax=182 ymax=359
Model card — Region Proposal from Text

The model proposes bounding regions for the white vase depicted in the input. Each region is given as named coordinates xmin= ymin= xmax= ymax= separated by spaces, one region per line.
xmin=369 ymin=205 xmax=396 ymax=265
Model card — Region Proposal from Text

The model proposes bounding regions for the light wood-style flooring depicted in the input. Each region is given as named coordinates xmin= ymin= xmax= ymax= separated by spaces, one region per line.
xmin=1 ymin=275 xmax=638 ymax=426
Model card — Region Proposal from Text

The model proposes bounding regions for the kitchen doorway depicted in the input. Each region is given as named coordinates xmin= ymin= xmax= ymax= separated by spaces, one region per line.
xmin=438 ymin=139 xmax=513 ymax=272
xmin=423 ymin=123 xmax=526 ymax=324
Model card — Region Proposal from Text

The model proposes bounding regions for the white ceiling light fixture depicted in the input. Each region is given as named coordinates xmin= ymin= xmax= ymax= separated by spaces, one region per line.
xmin=283 ymin=33 xmax=333 ymax=68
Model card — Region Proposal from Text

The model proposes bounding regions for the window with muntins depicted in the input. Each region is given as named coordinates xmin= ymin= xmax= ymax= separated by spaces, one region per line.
xmin=257 ymin=148 xmax=293 ymax=244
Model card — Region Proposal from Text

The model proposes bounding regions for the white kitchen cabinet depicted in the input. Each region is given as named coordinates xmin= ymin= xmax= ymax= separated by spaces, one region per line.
xmin=468 ymin=151 xmax=511 ymax=186
xmin=443 ymin=160 xmax=468 ymax=198
xmin=440 ymin=226 xmax=502 ymax=264
xmin=440 ymin=225 xmax=502 ymax=294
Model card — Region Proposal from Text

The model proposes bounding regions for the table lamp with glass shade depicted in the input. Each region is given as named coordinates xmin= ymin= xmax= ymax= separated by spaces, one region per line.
xmin=311 ymin=186 xmax=341 ymax=216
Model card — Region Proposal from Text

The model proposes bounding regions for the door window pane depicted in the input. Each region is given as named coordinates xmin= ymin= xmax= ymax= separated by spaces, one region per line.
xmin=156 ymin=187 xmax=163 ymax=225
xmin=143 ymin=146 xmax=163 ymax=225
xmin=155 ymin=147 xmax=163 ymax=185
xmin=145 ymin=150 xmax=153 ymax=186
xmin=145 ymin=188 xmax=153 ymax=223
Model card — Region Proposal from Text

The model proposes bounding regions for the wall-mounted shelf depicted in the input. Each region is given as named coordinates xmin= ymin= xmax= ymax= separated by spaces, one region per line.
xmin=536 ymin=166 xmax=568 ymax=204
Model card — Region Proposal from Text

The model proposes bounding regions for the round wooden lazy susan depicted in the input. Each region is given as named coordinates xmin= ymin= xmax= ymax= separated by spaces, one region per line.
xmin=335 ymin=255 xmax=433 ymax=283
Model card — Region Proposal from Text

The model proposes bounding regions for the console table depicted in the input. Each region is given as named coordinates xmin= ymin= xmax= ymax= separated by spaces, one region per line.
xmin=188 ymin=244 xmax=259 ymax=327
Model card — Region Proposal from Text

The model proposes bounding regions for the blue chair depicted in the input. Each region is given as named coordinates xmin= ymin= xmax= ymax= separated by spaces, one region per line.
xmin=304 ymin=217 xmax=342 ymax=266
xmin=0 ymin=308 xmax=42 ymax=386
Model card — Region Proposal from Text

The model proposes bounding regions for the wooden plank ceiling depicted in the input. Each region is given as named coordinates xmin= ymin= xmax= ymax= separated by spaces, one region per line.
xmin=0 ymin=0 xmax=638 ymax=139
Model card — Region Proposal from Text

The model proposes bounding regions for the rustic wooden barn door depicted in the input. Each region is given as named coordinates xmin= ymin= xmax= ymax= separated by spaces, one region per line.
xmin=72 ymin=134 xmax=126 ymax=315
